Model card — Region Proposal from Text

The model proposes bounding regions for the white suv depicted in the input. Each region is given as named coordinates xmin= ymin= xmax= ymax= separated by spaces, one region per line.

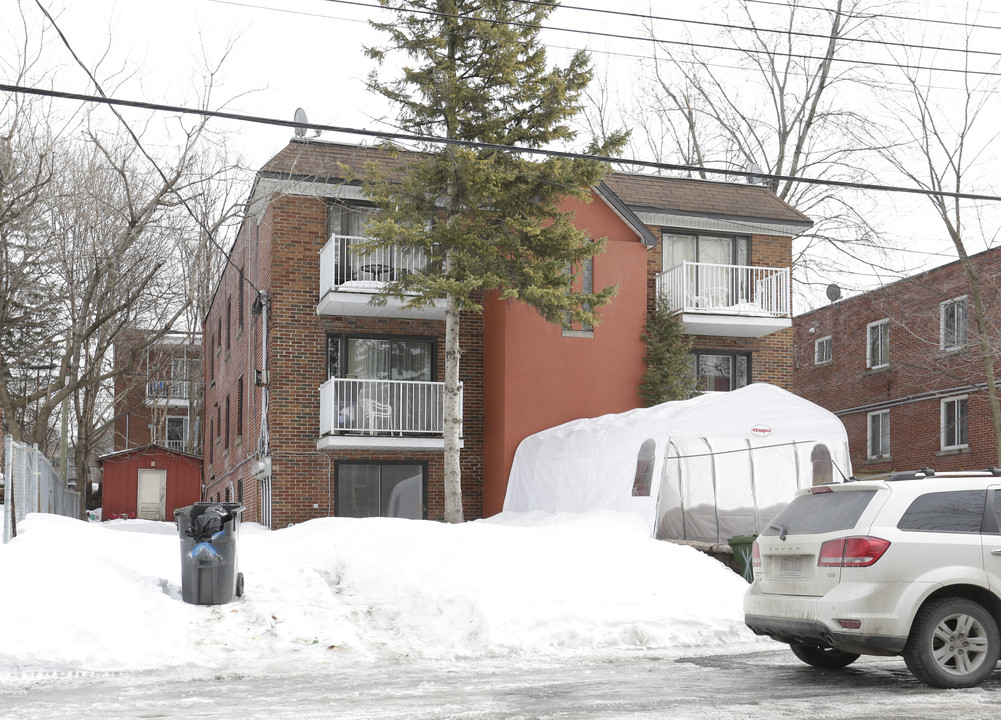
xmin=744 ymin=468 xmax=1001 ymax=688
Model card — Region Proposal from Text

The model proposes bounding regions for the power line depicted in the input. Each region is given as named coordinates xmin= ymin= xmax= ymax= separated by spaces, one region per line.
xmin=31 ymin=1 xmax=259 ymax=295
xmin=489 ymin=0 xmax=1001 ymax=61
xmin=742 ymin=0 xmax=1001 ymax=34
xmin=315 ymin=0 xmax=1001 ymax=77
xmin=207 ymin=0 xmax=1001 ymax=94
xmin=5 ymin=81 xmax=1001 ymax=203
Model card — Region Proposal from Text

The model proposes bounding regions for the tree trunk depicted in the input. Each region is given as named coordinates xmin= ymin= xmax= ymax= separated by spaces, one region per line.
xmin=442 ymin=249 xmax=464 ymax=524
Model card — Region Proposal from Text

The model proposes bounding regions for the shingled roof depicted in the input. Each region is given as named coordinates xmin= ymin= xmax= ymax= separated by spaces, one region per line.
xmin=601 ymin=172 xmax=812 ymax=228
xmin=258 ymin=139 xmax=812 ymax=228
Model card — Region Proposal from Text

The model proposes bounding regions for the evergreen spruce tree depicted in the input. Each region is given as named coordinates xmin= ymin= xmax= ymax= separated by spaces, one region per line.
xmin=363 ymin=0 xmax=627 ymax=522
xmin=639 ymin=299 xmax=697 ymax=406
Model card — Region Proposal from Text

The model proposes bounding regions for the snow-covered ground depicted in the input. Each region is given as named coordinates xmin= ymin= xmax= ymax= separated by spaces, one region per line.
xmin=0 ymin=507 xmax=755 ymax=676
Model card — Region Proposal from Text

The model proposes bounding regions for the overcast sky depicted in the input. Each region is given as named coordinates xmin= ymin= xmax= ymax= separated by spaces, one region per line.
xmin=6 ymin=0 xmax=1001 ymax=307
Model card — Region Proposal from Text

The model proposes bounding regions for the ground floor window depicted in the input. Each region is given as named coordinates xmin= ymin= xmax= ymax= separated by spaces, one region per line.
xmin=690 ymin=351 xmax=750 ymax=392
xmin=867 ymin=409 xmax=890 ymax=459
xmin=336 ymin=462 xmax=426 ymax=519
xmin=941 ymin=396 xmax=969 ymax=450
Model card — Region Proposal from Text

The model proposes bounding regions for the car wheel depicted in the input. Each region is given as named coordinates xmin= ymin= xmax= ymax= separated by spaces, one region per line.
xmin=903 ymin=597 xmax=1000 ymax=688
xmin=789 ymin=642 xmax=860 ymax=669
xmin=236 ymin=572 xmax=245 ymax=598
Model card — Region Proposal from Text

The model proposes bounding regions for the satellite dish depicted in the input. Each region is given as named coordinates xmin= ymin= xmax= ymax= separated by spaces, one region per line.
xmin=826 ymin=283 xmax=842 ymax=303
xmin=294 ymin=108 xmax=308 ymax=138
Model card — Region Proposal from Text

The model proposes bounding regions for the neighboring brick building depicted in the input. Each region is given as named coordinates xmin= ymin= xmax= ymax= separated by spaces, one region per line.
xmin=113 ymin=331 xmax=203 ymax=454
xmin=204 ymin=139 xmax=811 ymax=527
xmin=794 ymin=248 xmax=1001 ymax=476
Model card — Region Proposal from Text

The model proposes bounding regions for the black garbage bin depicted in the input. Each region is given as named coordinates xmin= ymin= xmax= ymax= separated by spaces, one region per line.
xmin=175 ymin=502 xmax=245 ymax=605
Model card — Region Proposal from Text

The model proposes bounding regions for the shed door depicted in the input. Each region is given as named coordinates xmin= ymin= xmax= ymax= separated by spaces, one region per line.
xmin=137 ymin=469 xmax=167 ymax=521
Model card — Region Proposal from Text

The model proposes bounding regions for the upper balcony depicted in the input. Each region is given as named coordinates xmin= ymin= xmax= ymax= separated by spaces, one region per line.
xmin=317 ymin=377 xmax=462 ymax=451
xmin=318 ymin=235 xmax=445 ymax=320
xmin=656 ymin=261 xmax=791 ymax=338
xmin=146 ymin=379 xmax=195 ymax=407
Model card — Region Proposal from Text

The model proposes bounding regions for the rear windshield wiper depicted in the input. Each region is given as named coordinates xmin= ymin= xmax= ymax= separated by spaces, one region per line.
xmin=768 ymin=523 xmax=788 ymax=541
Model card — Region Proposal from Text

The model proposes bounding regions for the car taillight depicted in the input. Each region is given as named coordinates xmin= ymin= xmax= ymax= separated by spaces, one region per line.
xmin=751 ymin=540 xmax=761 ymax=568
xmin=818 ymin=536 xmax=890 ymax=567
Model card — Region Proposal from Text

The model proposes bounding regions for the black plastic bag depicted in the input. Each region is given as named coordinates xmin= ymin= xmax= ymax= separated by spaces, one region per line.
xmin=186 ymin=503 xmax=231 ymax=542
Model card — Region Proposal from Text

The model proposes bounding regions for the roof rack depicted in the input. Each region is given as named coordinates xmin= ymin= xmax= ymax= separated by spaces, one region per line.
xmin=885 ymin=468 xmax=936 ymax=482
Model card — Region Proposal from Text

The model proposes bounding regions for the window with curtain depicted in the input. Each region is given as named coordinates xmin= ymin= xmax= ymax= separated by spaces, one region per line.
xmin=690 ymin=351 xmax=750 ymax=392
xmin=662 ymin=233 xmax=749 ymax=271
xmin=336 ymin=462 xmax=426 ymax=519
xmin=327 ymin=335 xmax=434 ymax=380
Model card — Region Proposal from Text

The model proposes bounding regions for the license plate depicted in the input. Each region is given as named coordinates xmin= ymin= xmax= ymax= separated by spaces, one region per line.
xmin=779 ymin=556 xmax=803 ymax=577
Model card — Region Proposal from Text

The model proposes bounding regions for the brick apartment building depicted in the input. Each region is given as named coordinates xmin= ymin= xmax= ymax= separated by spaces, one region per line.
xmin=113 ymin=331 xmax=203 ymax=454
xmin=794 ymin=248 xmax=1001 ymax=476
xmin=203 ymin=138 xmax=811 ymax=527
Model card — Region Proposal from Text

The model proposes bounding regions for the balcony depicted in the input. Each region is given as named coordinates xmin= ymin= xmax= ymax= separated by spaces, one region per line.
xmin=317 ymin=235 xmax=446 ymax=319
xmin=317 ymin=377 xmax=462 ymax=451
xmin=656 ymin=262 xmax=791 ymax=338
xmin=146 ymin=379 xmax=195 ymax=407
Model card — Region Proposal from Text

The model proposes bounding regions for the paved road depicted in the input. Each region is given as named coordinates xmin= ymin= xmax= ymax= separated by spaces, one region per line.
xmin=3 ymin=647 xmax=1000 ymax=719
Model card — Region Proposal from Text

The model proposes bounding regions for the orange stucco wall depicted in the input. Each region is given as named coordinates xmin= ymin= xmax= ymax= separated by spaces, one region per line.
xmin=481 ymin=191 xmax=651 ymax=515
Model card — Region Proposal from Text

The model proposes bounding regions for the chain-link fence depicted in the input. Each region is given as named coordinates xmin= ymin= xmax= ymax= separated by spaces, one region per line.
xmin=3 ymin=436 xmax=80 ymax=543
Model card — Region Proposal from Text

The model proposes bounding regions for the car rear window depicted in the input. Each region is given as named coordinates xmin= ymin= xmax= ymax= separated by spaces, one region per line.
xmin=760 ymin=489 xmax=877 ymax=536
xmin=897 ymin=490 xmax=987 ymax=533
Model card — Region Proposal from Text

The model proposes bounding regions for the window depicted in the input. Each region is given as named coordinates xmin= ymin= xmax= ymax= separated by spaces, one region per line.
xmin=867 ymin=410 xmax=890 ymax=459
xmin=941 ymin=396 xmax=969 ymax=450
xmin=165 ymin=416 xmax=188 ymax=452
xmin=810 ymin=444 xmax=833 ymax=486
xmin=663 ymin=232 xmax=750 ymax=307
xmin=631 ymin=439 xmax=657 ymax=497
xmin=226 ymin=299 xmax=232 ymax=351
xmin=941 ymin=297 xmax=968 ymax=351
xmin=814 ymin=336 xmax=832 ymax=365
xmin=224 ymin=395 xmax=231 ymax=449
xmin=866 ymin=319 xmax=889 ymax=369
xmin=237 ymin=480 xmax=244 ymax=504
xmin=690 ymin=351 xmax=750 ymax=392
xmin=662 ymin=232 xmax=748 ymax=271
xmin=898 ymin=490 xmax=986 ymax=533
xmin=209 ymin=418 xmax=214 ymax=463
xmin=236 ymin=376 xmax=244 ymax=438
xmin=760 ymin=490 xmax=877 ymax=536
xmin=563 ymin=256 xmax=594 ymax=336
xmin=327 ymin=335 xmax=434 ymax=381
xmin=238 ymin=270 xmax=245 ymax=328
xmin=336 ymin=462 xmax=426 ymax=519
xmin=328 ymin=202 xmax=374 ymax=238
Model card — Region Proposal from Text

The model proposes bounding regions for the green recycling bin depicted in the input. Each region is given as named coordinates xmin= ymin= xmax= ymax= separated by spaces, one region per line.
xmin=728 ymin=534 xmax=758 ymax=583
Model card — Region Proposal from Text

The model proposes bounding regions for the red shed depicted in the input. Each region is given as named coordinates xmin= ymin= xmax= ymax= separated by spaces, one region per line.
xmin=98 ymin=445 xmax=203 ymax=521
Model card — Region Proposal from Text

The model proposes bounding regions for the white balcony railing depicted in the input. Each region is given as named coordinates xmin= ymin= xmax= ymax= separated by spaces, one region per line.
xmin=320 ymin=235 xmax=428 ymax=290
xmin=656 ymin=262 xmax=791 ymax=317
xmin=319 ymin=377 xmax=461 ymax=438
xmin=146 ymin=379 xmax=193 ymax=404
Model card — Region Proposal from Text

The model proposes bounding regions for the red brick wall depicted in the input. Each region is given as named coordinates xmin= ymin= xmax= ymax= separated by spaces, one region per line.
xmin=203 ymin=194 xmax=484 ymax=527
xmin=645 ymin=230 xmax=795 ymax=389
xmin=794 ymin=250 xmax=1001 ymax=474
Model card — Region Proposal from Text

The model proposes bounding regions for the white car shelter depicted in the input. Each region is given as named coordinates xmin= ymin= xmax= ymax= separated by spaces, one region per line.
xmin=503 ymin=383 xmax=852 ymax=543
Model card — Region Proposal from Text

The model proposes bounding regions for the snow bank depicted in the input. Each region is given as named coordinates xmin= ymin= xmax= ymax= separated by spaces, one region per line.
xmin=0 ymin=510 xmax=754 ymax=674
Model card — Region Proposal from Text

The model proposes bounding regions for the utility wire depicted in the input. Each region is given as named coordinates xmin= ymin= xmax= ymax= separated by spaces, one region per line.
xmin=411 ymin=0 xmax=1001 ymax=60
xmin=207 ymin=0 xmax=1001 ymax=94
xmin=316 ymin=0 xmax=1001 ymax=76
xmin=742 ymin=0 xmax=1001 ymax=34
xmin=6 ymin=82 xmax=1001 ymax=203
xmin=31 ymin=0 xmax=259 ymax=295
